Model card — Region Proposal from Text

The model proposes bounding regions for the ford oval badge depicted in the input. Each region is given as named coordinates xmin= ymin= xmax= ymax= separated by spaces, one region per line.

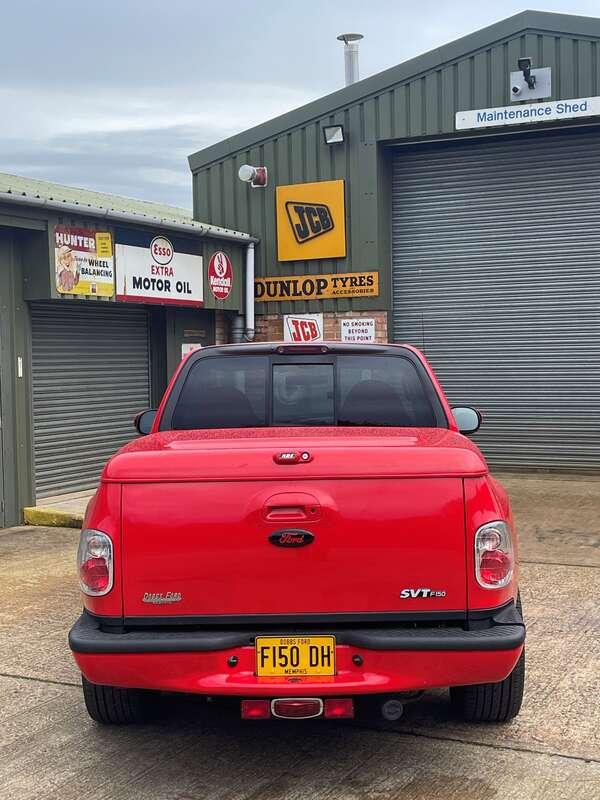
xmin=269 ymin=529 xmax=315 ymax=547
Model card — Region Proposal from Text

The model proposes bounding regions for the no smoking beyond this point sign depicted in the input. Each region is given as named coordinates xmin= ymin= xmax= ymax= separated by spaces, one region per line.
xmin=208 ymin=251 xmax=233 ymax=300
xmin=340 ymin=317 xmax=375 ymax=343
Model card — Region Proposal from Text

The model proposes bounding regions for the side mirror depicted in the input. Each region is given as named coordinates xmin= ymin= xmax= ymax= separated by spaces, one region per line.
xmin=452 ymin=406 xmax=482 ymax=435
xmin=134 ymin=409 xmax=157 ymax=435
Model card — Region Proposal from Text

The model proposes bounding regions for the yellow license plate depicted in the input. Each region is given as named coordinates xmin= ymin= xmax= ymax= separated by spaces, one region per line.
xmin=255 ymin=635 xmax=336 ymax=677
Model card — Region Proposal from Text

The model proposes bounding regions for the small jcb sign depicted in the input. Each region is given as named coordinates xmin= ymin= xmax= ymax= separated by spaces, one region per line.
xmin=277 ymin=179 xmax=346 ymax=261
xmin=284 ymin=313 xmax=324 ymax=342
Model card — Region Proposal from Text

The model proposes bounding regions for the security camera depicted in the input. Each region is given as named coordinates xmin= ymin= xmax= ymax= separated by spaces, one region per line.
xmin=517 ymin=57 xmax=532 ymax=72
xmin=511 ymin=85 xmax=522 ymax=96
xmin=517 ymin=56 xmax=536 ymax=89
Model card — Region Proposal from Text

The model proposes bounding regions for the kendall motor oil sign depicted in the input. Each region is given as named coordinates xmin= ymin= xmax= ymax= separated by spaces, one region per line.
xmin=116 ymin=234 xmax=203 ymax=306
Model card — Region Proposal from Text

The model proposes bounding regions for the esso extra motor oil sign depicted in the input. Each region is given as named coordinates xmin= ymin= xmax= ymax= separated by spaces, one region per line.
xmin=208 ymin=251 xmax=233 ymax=301
xmin=284 ymin=313 xmax=324 ymax=342
xmin=116 ymin=235 xmax=203 ymax=306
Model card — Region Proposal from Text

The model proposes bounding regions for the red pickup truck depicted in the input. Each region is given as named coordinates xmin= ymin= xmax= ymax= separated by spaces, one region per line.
xmin=69 ymin=342 xmax=525 ymax=725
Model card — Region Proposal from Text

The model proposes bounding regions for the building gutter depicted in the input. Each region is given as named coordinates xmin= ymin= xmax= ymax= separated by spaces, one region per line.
xmin=0 ymin=190 xmax=258 ymax=243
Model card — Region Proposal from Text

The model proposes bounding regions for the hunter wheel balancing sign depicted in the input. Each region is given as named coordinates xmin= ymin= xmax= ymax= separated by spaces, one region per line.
xmin=54 ymin=225 xmax=114 ymax=297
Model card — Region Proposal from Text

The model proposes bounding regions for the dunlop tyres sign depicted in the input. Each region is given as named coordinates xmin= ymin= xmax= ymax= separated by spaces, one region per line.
xmin=276 ymin=179 xmax=346 ymax=261
xmin=255 ymin=271 xmax=378 ymax=302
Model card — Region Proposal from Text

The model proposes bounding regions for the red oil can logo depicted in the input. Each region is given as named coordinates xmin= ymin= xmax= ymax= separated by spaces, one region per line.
xmin=208 ymin=251 xmax=233 ymax=300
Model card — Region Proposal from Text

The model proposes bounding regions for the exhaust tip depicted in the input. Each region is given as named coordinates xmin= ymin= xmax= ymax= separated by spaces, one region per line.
xmin=381 ymin=698 xmax=404 ymax=721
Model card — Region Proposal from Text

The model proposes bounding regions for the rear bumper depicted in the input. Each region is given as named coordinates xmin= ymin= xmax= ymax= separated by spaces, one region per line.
xmin=70 ymin=606 xmax=525 ymax=696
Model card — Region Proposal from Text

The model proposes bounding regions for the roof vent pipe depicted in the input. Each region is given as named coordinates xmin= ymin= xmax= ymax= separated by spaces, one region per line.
xmin=337 ymin=33 xmax=364 ymax=86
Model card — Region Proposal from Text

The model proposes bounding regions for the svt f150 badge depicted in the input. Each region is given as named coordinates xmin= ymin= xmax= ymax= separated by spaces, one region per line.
xmin=400 ymin=588 xmax=447 ymax=598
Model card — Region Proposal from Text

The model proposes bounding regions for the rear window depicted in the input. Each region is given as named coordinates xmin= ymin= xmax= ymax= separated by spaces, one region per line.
xmin=171 ymin=356 xmax=268 ymax=429
xmin=170 ymin=354 xmax=439 ymax=430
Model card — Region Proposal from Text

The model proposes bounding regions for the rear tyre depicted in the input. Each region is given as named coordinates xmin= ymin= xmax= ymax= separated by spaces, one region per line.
xmin=81 ymin=676 xmax=151 ymax=724
xmin=451 ymin=593 xmax=525 ymax=723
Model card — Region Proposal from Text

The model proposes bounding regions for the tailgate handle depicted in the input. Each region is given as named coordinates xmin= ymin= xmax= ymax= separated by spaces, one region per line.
xmin=264 ymin=495 xmax=321 ymax=522
xmin=266 ymin=505 xmax=312 ymax=521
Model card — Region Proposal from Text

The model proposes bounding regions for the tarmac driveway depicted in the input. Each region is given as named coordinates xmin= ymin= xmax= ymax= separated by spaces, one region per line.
xmin=0 ymin=473 xmax=598 ymax=799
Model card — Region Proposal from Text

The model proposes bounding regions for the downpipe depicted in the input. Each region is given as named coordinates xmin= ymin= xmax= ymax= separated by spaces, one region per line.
xmin=244 ymin=242 xmax=255 ymax=341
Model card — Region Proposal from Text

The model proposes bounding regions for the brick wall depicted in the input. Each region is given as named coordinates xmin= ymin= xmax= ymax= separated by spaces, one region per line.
xmin=214 ymin=310 xmax=229 ymax=345
xmin=253 ymin=310 xmax=388 ymax=343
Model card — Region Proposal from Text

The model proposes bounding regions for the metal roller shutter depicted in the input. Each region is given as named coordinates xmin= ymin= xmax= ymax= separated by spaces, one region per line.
xmin=31 ymin=303 xmax=151 ymax=497
xmin=391 ymin=128 xmax=600 ymax=470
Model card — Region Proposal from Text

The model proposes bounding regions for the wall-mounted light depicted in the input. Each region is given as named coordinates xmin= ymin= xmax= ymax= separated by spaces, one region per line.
xmin=238 ymin=164 xmax=268 ymax=187
xmin=323 ymin=125 xmax=344 ymax=145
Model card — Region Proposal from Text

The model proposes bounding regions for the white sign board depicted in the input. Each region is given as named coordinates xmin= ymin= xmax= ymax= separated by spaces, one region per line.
xmin=116 ymin=236 xmax=203 ymax=306
xmin=181 ymin=343 xmax=202 ymax=358
xmin=340 ymin=318 xmax=375 ymax=343
xmin=456 ymin=96 xmax=600 ymax=130
xmin=283 ymin=313 xmax=324 ymax=342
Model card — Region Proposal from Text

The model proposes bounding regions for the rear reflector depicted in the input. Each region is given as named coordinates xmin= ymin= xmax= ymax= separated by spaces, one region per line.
xmin=241 ymin=699 xmax=270 ymax=719
xmin=323 ymin=698 xmax=354 ymax=719
xmin=271 ymin=698 xmax=323 ymax=719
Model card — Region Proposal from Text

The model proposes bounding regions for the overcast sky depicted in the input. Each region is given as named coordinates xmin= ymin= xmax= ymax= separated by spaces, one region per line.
xmin=2 ymin=1 xmax=598 ymax=210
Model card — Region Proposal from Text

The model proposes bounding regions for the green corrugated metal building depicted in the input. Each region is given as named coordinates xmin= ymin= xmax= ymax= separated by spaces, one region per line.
xmin=0 ymin=174 xmax=253 ymax=526
xmin=188 ymin=10 xmax=600 ymax=472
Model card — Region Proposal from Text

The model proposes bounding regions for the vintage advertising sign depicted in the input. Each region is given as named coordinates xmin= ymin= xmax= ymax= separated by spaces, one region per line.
xmin=276 ymin=179 xmax=346 ymax=262
xmin=181 ymin=342 xmax=202 ymax=358
xmin=340 ymin=317 xmax=376 ymax=343
xmin=283 ymin=313 xmax=324 ymax=342
xmin=208 ymin=251 xmax=233 ymax=300
xmin=116 ymin=235 xmax=203 ymax=306
xmin=456 ymin=96 xmax=600 ymax=130
xmin=54 ymin=225 xmax=114 ymax=296
xmin=255 ymin=271 xmax=378 ymax=302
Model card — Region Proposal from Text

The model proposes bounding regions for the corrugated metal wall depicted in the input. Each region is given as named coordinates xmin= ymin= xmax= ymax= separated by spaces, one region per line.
xmin=391 ymin=128 xmax=600 ymax=470
xmin=30 ymin=303 xmax=151 ymax=497
xmin=191 ymin=24 xmax=600 ymax=317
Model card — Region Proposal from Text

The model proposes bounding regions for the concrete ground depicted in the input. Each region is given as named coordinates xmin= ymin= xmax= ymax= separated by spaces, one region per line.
xmin=23 ymin=488 xmax=94 ymax=528
xmin=1 ymin=473 xmax=599 ymax=799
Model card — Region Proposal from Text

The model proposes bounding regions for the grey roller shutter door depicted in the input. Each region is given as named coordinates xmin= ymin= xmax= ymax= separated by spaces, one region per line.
xmin=31 ymin=303 xmax=151 ymax=497
xmin=392 ymin=128 xmax=600 ymax=470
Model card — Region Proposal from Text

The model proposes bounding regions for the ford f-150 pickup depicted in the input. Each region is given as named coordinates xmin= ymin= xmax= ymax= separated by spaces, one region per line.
xmin=69 ymin=342 xmax=525 ymax=725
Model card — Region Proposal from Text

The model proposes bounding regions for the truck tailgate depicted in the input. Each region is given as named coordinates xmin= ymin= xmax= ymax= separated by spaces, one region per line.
xmin=121 ymin=476 xmax=466 ymax=618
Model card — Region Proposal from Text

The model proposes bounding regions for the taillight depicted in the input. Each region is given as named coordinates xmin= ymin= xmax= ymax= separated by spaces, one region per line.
xmin=77 ymin=529 xmax=113 ymax=596
xmin=474 ymin=521 xmax=513 ymax=589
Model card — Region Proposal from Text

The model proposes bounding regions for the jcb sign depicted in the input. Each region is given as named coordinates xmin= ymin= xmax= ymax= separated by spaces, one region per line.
xmin=277 ymin=180 xmax=346 ymax=262
xmin=284 ymin=313 xmax=324 ymax=343
xmin=286 ymin=202 xmax=333 ymax=244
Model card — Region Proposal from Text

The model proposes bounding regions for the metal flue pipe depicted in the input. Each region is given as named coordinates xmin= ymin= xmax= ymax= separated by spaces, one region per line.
xmin=337 ymin=33 xmax=364 ymax=86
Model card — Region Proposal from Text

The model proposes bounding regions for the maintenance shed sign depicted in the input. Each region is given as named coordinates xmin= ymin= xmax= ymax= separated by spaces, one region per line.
xmin=116 ymin=234 xmax=203 ymax=307
xmin=456 ymin=96 xmax=600 ymax=130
